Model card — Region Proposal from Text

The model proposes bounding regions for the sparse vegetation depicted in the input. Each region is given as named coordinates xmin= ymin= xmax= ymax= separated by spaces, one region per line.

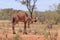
xmin=0 ymin=3 xmax=60 ymax=40
xmin=18 ymin=28 xmax=22 ymax=33
xmin=14 ymin=34 xmax=20 ymax=40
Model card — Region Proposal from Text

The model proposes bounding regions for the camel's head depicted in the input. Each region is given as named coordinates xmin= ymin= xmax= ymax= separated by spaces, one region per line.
xmin=32 ymin=17 xmax=38 ymax=22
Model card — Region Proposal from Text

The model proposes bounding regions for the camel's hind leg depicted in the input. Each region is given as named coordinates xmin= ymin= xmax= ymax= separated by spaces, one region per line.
xmin=12 ymin=18 xmax=16 ymax=34
xmin=12 ymin=24 xmax=16 ymax=34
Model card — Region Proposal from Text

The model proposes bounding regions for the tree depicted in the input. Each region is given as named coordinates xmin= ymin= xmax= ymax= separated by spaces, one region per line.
xmin=49 ymin=4 xmax=60 ymax=24
xmin=56 ymin=4 xmax=60 ymax=14
xmin=16 ymin=0 xmax=37 ymax=19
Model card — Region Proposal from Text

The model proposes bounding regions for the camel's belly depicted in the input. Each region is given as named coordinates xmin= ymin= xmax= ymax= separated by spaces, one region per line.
xmin=19 ymin=19 xmax=24 ymax=22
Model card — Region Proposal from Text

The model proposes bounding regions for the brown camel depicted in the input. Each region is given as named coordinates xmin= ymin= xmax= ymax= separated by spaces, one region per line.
xmin=12 ymin=10 xmax=37 ymax=34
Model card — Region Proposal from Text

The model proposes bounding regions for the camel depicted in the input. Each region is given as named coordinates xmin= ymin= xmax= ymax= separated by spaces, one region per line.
xmin=12 ymin=10 xmax=37 ymax=34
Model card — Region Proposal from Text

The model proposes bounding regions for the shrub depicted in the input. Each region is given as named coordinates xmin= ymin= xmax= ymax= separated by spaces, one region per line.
xmin=18 ymin=29 xmax=22 ymax=32
xmin=14 ymin=34 xmax=20 ymax=40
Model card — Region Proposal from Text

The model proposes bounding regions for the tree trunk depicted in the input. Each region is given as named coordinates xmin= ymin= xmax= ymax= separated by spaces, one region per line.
xmin=30 ymin=12 xmax=33 ymax=18
xmin=30 ymin=12 xmax=33 ymax=23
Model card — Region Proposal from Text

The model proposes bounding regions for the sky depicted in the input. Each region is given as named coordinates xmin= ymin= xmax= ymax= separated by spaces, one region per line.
xmin=0 ymin=0 xmax=60 ymax=11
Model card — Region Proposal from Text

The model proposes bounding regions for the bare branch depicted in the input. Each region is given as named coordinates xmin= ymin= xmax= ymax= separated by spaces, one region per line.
xmin=15 ymin=0 xmax=37 ymax=18
xmin=32 ymin=0 xmax=37 ymax=12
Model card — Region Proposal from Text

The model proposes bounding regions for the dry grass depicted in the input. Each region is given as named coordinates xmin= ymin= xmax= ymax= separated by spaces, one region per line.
xmin=0 ymin=20 xmax=60 ymax=40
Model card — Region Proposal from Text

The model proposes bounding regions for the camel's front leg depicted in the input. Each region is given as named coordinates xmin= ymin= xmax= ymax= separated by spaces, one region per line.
xmin=28 ymin=22 xmax=30 ymax=28
xmin=23 ymin=22 xmax=27 ymax=34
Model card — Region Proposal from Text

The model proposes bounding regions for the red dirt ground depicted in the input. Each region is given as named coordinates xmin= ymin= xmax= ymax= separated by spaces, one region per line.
xmin=0 ymin=20 xmax=60 ymax=40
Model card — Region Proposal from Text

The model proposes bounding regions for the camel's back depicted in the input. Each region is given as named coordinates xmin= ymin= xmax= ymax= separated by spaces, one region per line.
xmin=13 ymin=10 xmax=30 ymax=21
xmin=17 ymin=10 xmax=28 ymax=17
xmin=13 ymin=10 xmax=27 ymax=17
